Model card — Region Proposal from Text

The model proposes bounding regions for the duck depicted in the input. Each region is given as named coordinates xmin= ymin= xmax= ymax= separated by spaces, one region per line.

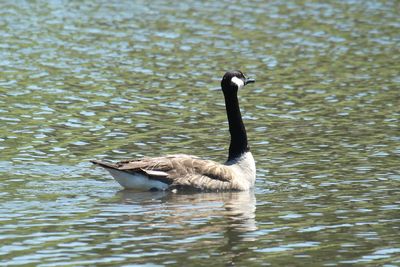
xmin=91 ymin=71 xmax=256 ymax=191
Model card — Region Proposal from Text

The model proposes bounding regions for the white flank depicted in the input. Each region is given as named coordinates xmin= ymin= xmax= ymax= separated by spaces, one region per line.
xmin=231 ymin=76 xmax=245 ymax=89
xmin=227 ymin=152 xmax=256 ymax=190
xmin=106 ymin=168 xmax=169 ymax=191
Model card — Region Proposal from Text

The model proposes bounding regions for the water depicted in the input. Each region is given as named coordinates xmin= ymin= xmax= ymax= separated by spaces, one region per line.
xmin=1 ymin=0 xmax=399 ymax=266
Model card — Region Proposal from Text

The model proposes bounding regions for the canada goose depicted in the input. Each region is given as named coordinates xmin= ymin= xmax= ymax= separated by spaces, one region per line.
xmin=91 ymin=71 xmax=256 ymax=191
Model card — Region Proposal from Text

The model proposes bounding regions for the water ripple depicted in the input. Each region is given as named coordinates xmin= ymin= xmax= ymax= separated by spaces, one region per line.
xmin=0 ymin=0 xmax=399 ymax=266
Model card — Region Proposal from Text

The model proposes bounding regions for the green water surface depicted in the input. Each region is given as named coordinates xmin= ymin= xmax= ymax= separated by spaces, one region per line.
xmin=0 ymin=1 xmax=399 ymax=266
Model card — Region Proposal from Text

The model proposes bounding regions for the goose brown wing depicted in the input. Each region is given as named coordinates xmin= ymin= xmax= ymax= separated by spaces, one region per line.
xmin=174 ymin=156 xmax=234 ymax=182
xmin=98 ymin=154 xmax=234 ymax=187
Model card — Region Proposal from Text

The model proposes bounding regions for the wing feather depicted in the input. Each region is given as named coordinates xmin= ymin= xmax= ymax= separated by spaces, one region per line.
xmin=92 ymin=154 xmax=235 ymax=190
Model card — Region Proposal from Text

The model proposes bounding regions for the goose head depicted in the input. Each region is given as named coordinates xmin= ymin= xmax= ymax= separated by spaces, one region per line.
xmin=221 ymin=70 xmax=255 ymax=93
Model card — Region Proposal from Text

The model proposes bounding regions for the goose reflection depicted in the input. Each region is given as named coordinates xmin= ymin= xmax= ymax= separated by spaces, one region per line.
xmin=116 ymin=190 xmax=257 ymax=233
xmin=113 ymin=190 xmax=257 ymax=265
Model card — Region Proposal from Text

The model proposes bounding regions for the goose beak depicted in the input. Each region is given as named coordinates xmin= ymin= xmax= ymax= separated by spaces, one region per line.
xmin=244 ymin=78 xmax=255 ymax=85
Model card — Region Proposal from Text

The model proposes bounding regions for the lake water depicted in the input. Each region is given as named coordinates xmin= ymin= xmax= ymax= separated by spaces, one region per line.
xmin=1 ymin=0 xmax=399 ymax=266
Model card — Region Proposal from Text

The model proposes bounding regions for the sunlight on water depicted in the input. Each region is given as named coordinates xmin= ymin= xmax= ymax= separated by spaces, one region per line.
xmin=0 ymin=0 xmax=399 ymax=265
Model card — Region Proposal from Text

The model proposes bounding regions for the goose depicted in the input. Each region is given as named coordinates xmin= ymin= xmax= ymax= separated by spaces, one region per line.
xmin=91 ymin=71 xmax=256 ymax=191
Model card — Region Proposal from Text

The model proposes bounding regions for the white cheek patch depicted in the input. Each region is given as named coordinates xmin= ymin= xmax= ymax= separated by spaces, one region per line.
xmin=231 ymin=76 xmax=244 ymax=89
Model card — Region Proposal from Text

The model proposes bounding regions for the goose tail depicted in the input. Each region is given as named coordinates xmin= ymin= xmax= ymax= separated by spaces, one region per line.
xmin=90 ymin=160 xmax=117 ymax=170
xmin=90 ymin=159 xmax=170 ymax=190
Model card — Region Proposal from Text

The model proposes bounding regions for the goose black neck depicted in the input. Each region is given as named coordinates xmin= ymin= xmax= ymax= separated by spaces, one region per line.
xmin=223 ymin=90 xmax=249 ymax=161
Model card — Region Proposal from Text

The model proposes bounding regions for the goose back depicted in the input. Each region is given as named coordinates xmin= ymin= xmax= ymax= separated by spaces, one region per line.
xmin=91 ymin=153 xmax=254 ymax=191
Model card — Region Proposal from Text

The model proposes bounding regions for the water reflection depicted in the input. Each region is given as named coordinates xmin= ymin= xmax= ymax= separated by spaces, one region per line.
xmin=116 ymin=190 xmax=257 ymax=265
xmin=117 ymin=190 xmax=257 ymax=232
